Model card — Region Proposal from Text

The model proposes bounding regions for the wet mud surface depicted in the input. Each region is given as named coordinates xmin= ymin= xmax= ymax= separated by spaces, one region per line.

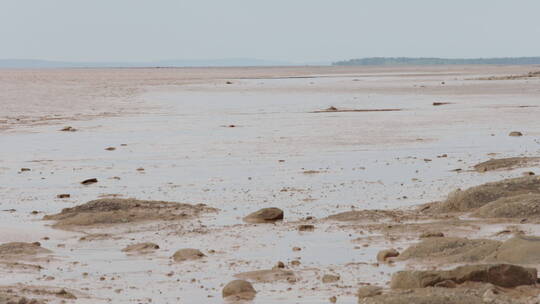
xmin=1 ymin=66 xmax=540 ymax=303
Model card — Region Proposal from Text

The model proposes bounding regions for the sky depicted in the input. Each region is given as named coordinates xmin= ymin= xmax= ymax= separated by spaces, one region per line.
xmin=1 ymin=0 xmax=540 ymax=63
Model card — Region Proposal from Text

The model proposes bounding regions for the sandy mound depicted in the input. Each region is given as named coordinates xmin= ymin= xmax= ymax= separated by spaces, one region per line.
xmin=43 ymin=198 xmax=216 ymax=228
xmin=472 ymin=194 xmax=540 ymax=219
xmin=0 ymin=242 xmax=51 ymax=260
xmin=234 ymin=269 xmax=296 ymax=283
xmin=326 ymin=210 xmax=404 ymax=222
xmin=473 ymin=157 xmax=540 ymax=172
xmin=391 ymin=264 xmax=537 ymax=289
xmin=431 ymin=176 xmax=540 ymax=213
xmin=399 ymin=237 xmax=501 ymax=263
xmin=490 ymin=236 xmax=540 ymax=264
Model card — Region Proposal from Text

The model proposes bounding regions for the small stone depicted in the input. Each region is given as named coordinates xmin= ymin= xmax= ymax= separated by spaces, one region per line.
xmin=329 ymin=296 xmax=337 ymax=303
xmin=60 ymin=126 xmax=77 ymax=132
xmin=222 ymin=280 xmax=256 ymax=300
xmin=273 ymin=261 xmax=285 ymax=269
xmin=292 ymin=247 xmax=302 ymax=252
xmin=243 ymin=207 xmax=284 ymax=223
xmin=322 ymin=274 xmax=340 ymax=283
xmin=57 ymin=194 xmax=70 ymax=199
xmin=377 ymin=249 xmax=399 ymax=262
xmin=105 ymin=147 xmax=116 ymax=151
xmin=20 ymin=168 xmax=31 ymax=172
xmin=81 ymin=178 xmax=98 ymax=185
xmin=509 ymin=131 xmax=523 ymax=137
xmin=523 ymin=171 xmax=535 ymax=176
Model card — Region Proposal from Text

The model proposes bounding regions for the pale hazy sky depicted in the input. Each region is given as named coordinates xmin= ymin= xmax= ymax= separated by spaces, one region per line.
xmin=1 ymin=0 xmax=539 ymax=63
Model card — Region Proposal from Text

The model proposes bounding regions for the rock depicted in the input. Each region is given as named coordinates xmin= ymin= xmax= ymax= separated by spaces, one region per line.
xmin=322 ymin=274 xmax=340 ymax=283
xmin=243 ymin=207 xmax=284 ymax=223
xmin=329 ymin=296 xmax=337 ymax=303
xmin=357 ymin=286 xmax=382 ymax=299
xmin=172 ymin=249 xmax=205 ymax=262
xmin=298 ymin=224 xmax=315 ymax=231
xmin=235 ymin=269 xmax=295 ymax=283
xmin=222 ymin=280 xmax=256 ymax=300
xmin=509 ymin=131 xmax=523 ymax=137
xmin=81 ymin=178 xmax=98 ymax=185
xmin=419 ymin=232 xmax=444 ymax=239
xmin=122 ymin=242 xmax=159 ymax=253
xmin=390 ymin=264 xmax=537 ymax=289
xmin=20 ymin=168 xmax=31 ymax=172
xmin=56 ymin=194 xmax=70 ymax=199
xmin=432 ymin=176 xmax=540 ymax=213
xmin=523 ymin=171 xmax=535 ymax=176
xmin=105 ymin=147 xmax=116 ymax=151
xmin=377 ymin=249 xmax=399 ymax=262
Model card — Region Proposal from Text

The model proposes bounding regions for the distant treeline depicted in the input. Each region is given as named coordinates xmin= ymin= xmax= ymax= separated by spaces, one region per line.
xmin=333 ymin=57 xmax=540 ymax=66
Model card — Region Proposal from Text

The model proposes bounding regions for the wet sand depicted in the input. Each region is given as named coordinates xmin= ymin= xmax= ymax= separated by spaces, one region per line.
xmin=0 ymin=66 xmax=540 ymax=303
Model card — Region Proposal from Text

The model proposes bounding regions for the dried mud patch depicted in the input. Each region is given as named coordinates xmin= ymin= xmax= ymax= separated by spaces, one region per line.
xmin=43 ymin=198 xmax=217 ymax=229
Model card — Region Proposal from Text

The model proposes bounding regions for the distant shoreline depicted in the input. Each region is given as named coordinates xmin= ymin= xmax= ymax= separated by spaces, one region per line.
xmin=333 ymin=57 xmax=540 ymax=66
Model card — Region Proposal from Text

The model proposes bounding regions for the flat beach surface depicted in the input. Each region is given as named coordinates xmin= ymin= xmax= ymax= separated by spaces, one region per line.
xmin=1 ymin=65 xmax=540 ymax=303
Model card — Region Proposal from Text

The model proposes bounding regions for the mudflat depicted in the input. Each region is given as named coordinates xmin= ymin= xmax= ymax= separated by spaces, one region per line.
xmin=1 ymin=65 xmax=540 ymax=303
